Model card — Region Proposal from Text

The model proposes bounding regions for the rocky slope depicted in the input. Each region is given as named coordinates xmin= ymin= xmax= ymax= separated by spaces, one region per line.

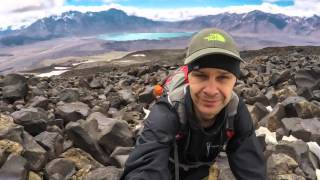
xmin=0 ymin=46 xmax=320 ymax=179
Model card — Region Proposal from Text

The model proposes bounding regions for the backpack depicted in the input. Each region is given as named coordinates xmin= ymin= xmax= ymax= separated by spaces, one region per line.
xmin=154 ymin=65 xmax=239 ymax=180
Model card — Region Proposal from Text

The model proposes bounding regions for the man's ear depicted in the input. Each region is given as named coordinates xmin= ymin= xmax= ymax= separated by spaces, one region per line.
xmin=234 ymin=78 xmax=238 ymax=87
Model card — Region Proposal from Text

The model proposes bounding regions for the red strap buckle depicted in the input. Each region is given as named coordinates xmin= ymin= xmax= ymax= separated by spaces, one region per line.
xmin=226 ymin=130 xmax=235 ymax=139
xmin=175 ymin=132 xmax=184 ymax=140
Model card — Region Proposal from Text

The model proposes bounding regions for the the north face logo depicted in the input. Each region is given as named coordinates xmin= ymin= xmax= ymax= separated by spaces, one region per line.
xmin=204 ymin=33 xmax=226 ymax=43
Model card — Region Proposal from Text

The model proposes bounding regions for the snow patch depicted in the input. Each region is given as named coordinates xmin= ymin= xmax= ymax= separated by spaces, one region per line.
xmin=36 ymin=70 xmax=69 ymax=77
xmin=282 ymin=135 xmax=298 ymax=142
xmin=132 ymin=54 xmax=146 ymax=57
xmin=256 ymin=126 xmax=278 ymax=145
xmin=54 ymin=66 xmax=70 ymax=70
xmin=307 ymin=142 xmax=320 ymax=163
xmin=266 ymin=106 xmax=273 ymax=112
xmin=72 ymin=60 xmax=95 ymax=66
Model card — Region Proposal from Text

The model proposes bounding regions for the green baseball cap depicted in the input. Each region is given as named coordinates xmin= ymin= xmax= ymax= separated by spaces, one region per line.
xmin=184 ymin=28 xmax=244 ymax=65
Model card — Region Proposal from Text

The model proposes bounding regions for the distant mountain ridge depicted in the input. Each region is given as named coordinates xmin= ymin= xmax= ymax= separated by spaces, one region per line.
xmin=1 ymin=8 xmax=320 ymax=46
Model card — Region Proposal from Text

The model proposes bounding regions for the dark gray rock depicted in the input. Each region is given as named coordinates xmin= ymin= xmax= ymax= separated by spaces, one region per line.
xmin=270 ymin=69 xmax=291 ymax=86
xmin=47 ymin=118 xmax=64 ymax=129
xmin=240 ymin=68 xmax=250 ymax=77
xmin=275 ymin=140 xmax=308 ymax=164
xmin=89 ymin=78 xmax=103 ymax=89
xmin=307 ymin=151 xmax=320 ymax=170
xmin=29 ymin=86 xmax=46 ymax=97
xmin=11 ymin=107 xmax=48 ymax=136
xmin=48 ymin=173 xmax=64 ymax=180
xmin=138 ymin=86 xmax=155 ymax=104
xmin=281 ymin=118 xmax=320 ymax=143
xmin=250 ymin=102 xmax=269 ymax=127
xmin=118 ymin=89 xmax=135 ymax=104
xmin=245 ymin=93 xmax=269 ymax=106
xmin=87 ymin=112 xmax=133 ymax=155
xmin=55 ymin=101 xmax=90 ymax=124
xmin=2 ymin=74 xmax=28 ymax=101
xmin=46 ymin=125 xmax=63 ymax=135
xmin=107 ymin=107 xmax=122 ymax=119
xmin=0 ymin=101 xmax=14 ymax=113
xmin=276 ymin=128 xmax=285 ymax=141
xmin=259 ymin=103 xmax=286 ymax=132
xmin=313 ymin=90 xmax=320 ymax=101
xmin=300 ymin=152 xmax=317 ymax=180
xmin=110 ymin=146 xmax=134 ymax=168
xmin=240 ymin=86 xmax=260 ymax=100
xmin=36 ymin=81 xmax=50 ymax=90
xmin=270 ymin=72 xmax=281 ymax=85
xmin=35 ymin=131 xmax=64 ymax=160
xmin=297 ymin=87 xmax=313 ymax=100
xmin=0 ymin=154 xmax=28 ymax=180
xmin=295 ymin=68 xmax=320 ymax=90
xmin=281 ymin=96 xmax=306 ymax=117
xmin=0 ymin=149 xmax=9 ymax=168
xmin=21 ymin=131 xmax=47 ymax=171
xmin=118 ymin=79 xmax=132 ymax=88
xmin=58 ymin=89 xmax=80 ymax=103
xmin=106 ymin=92 xmax=127 ymax=109
xmin=65 ymin=120 xmax=111 ymax=165
xmin=27 ymin=77 xmax=41 ymax=86
xmin=27 ymin=96 xmax=49 ymax=109
xmin=127 ymin=67 xmax=139 ymax=76
xmin=137 ymin=66 xmax=150 ymax=77
xmin=45 ymin=158 xmax=76 ymax=180
xmin=103 ymin=85 xmax=114 ymax=96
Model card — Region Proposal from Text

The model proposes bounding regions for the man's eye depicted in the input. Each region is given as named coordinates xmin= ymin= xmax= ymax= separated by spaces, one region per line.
xmin=217 ymin=76 xmax=230 ymax=81
xmin=194 ymin=73 xmax=207 ymax=79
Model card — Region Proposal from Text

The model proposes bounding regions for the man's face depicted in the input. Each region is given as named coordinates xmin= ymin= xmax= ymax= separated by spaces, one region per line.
xmin=188 ymin=67 xmax=236 ymax=121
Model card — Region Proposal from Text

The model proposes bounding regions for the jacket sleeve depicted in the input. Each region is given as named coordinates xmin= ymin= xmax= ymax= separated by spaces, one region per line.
xmin=226 ymin=99 xmax=267 ymax=180
xmin=121 ymin=102 xmax=180 ymax=180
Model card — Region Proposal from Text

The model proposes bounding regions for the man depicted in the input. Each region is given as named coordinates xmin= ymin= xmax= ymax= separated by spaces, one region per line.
xmin=121 ymin=28 xmax=266 ymax=180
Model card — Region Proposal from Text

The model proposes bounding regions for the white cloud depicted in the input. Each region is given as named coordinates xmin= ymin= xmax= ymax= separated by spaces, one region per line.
xmin=0 ymin=0 xmax=65 ymax=29
xmin=114 ymin=1 xmax=320 ymax=21
xmin=0 ymin=0 xmax=64 ymax=13
xmin=0 ymin=0 xmax=320 ymax=30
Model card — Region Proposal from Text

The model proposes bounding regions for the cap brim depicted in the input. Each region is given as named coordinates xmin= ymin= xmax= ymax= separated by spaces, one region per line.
xmin=185 ymin=48 xmax=245 ymax=64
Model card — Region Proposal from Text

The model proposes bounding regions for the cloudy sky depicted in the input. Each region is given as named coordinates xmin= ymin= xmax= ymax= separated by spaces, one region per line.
xmin=0 ymin=0 xmax=319 ymax=30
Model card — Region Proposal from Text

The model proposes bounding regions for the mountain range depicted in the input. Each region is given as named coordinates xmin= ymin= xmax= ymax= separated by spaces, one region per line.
xmin=1 ymin=8 xmax=320 ymax=46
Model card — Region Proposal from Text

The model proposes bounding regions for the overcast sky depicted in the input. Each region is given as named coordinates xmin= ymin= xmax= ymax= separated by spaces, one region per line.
xmin=0 ymin=0 xmax=319 ymax=30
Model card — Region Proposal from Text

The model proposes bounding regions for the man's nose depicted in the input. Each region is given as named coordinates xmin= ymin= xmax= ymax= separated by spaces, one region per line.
xmin=203 ymin=79 xmax=219 ymax=95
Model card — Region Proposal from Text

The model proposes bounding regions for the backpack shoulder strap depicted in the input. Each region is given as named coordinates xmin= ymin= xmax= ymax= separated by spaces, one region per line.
xmin=222 ymin=91 xmax=239 ymax=151
xmin=226 ymin=91 xmax=239 ymax=131
xmin=226 ymin=91 xmax=239 ymax=117
xmin=167 ymin=84 xmax=188 ymax=127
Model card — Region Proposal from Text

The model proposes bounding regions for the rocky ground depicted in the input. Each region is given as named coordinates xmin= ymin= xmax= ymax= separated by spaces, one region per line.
xmin=0 ymin=46 xmax=320 ymax=179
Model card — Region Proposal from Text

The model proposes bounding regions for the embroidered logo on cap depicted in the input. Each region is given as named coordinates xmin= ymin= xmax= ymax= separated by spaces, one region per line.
xmin=204 ymin=33 xmax=226 ymax=43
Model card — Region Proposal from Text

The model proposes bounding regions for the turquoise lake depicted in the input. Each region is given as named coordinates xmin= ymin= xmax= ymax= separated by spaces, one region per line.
xmin=97 ymin=32 xmax=194 ymax=41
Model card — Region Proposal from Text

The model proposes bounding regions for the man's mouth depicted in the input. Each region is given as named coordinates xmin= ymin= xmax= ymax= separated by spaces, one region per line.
xmin=202 ymin=99 xmax=220 ymax=107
